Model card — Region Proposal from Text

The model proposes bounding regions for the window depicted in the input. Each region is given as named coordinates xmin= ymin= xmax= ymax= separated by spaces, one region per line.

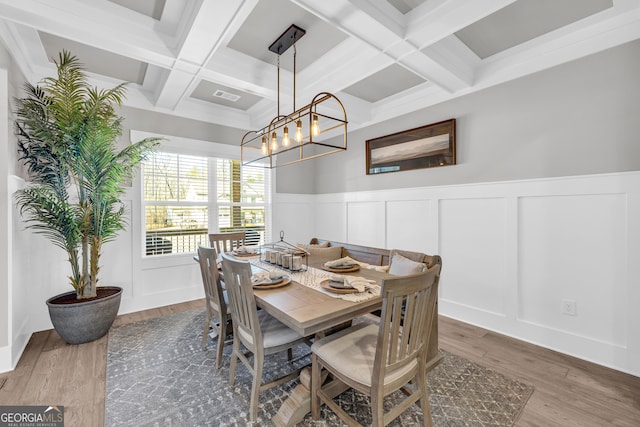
xmin=143 ymin=152 xmax=269 ymax=256
xmin=216 ymin=159 xmax=268 ymax=246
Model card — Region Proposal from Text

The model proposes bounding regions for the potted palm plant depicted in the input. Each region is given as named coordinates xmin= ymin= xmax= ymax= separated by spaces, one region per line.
xmin=14 ymin=51 xmax=160 ymax=344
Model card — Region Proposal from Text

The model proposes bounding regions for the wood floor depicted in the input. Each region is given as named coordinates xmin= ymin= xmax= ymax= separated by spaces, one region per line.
xmin=0 ymin=300 xmax=638 ymax=427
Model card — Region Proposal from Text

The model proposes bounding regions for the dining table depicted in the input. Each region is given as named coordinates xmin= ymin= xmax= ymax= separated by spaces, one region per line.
xmin=225 ymin=250 xmax=440 ymax=426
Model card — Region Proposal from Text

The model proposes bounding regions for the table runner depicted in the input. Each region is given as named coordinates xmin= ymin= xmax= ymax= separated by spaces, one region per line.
xmin=248 ymin=257 xmax=381 ymax=303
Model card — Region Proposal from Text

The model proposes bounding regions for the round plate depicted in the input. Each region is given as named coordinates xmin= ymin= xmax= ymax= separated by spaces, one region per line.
xmin=253 ymin=277 xmax=291 ymax=290
xmin=322 ymin=264 xmax=360 ymax=273
xmin=320 ymin=279 xmax=359 ymax=294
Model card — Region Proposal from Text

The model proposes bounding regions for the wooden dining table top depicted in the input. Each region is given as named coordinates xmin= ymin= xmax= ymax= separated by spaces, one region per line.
xmin=251 ymin=258 xmax=387 ymax=337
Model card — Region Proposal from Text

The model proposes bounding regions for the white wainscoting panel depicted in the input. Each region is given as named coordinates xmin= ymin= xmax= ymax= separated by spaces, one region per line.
xmin=518 ymin=193 xmax=627 ymax=347
xmin=347 ymin=201 xmax=385 ymax=248
xmin=386 ymin=200 xmax=436 ymax=254
xmin=439 ymin=197 xmax=507 ymax=316
xmin=294 ymin=171 xmax=640 ymax=376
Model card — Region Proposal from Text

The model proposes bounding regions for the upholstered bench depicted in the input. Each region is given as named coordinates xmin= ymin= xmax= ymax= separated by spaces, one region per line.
xmin=306 ymin=238 xmax=443 ymax=371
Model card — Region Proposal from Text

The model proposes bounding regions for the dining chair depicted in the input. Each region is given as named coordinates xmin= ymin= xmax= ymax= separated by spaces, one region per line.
xmin=387 ymin=249 xmax=442 ymax=366
xmin=208 ymin=231 xmax=246 ymax=254
xmin=196 ymin=244 xmax=232 ymax=368
xmin=311 ymin=265 xmax=441 ymax=427
xmin=220 ymin=253 xmax=309 ymax=422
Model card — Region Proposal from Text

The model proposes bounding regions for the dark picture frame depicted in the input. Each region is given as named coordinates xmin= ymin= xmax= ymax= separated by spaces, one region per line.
xmin=366 ymin=118 xmax=456 ymax=175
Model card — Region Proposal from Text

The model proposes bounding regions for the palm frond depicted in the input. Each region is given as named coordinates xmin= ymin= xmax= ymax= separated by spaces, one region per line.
xmin=14 ymin=186 xmax=81 ymax=252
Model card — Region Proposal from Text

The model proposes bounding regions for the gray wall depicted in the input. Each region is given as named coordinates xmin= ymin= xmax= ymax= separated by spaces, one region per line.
xmin=276 ymin=39 xmax=640 ymax=194
xmin=118 ymin=105 xmax=248 ymax=146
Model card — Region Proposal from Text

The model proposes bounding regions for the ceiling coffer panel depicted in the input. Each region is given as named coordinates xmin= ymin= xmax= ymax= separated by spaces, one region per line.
xmin=39 ymin=32 xmax=148 ymax=85
xmin=227 ymin=0 xmax=347 ymax=72
xmin=190 ymin=80 xmax=263 ymax=110
xmin=343 ymin=64 xmax=426 ymax=103
xmin=455 ymin=0 xmax=614 ymax=59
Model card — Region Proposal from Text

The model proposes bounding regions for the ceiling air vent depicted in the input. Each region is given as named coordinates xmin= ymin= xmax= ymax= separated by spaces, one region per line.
xmin=213 ymin=89 xmax=240 ymax=102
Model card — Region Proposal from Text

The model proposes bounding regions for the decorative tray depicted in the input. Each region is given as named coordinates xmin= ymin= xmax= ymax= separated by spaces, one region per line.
xmin=319 ymin=279 xmax=359 ymax=294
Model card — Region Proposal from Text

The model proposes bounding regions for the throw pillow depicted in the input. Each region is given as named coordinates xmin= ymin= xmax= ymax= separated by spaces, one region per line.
xmin=297 ymin=241 xmax=330 ymax=250
xmin=305 ymin=246 xmax=343 ymax=263
xmin=389 ymin=253 xmax=427 ymax=276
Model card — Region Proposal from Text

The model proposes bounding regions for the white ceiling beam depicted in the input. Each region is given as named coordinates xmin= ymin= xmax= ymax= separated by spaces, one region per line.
xmin=156 ymin=0 xmax=202 ymax=40
xmin=0 ymin=0 xmax=176 ymax=68
xmin=202 ymin=47 xmax=276 ymax=99
xmin=369 ymin=82 xmax=451 ymax=126
xmin=118 ymin=80 xmax=251 ymax=131
xmin=154 ymin=0 xmax=258 ymax=110
xmin=421 ymin=35 xmax=480 ymax=87
xmin=405 ymin=0 xmax=518 ymax=47
xmin=298 ymin=38 xmax=388 ymax=101
xmin=0 ymin=21 xmax=41 ymax=82
xmin=290 ymin=0 xmax=471 ymax=92
xmin=347 ymin=0 xmax=406 ymax=37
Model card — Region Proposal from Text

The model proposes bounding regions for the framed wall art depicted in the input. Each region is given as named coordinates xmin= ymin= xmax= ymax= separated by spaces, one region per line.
xmin=366 ymin=118 xmax=456 ymax=175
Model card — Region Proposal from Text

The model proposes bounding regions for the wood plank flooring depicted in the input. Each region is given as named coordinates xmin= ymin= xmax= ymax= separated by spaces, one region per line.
xmin=0 ymin=300 xmax=638 ymax=427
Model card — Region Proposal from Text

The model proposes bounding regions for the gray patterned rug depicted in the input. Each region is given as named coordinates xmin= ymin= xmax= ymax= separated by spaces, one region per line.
xmin=105 ymin=309 xmax=533 ymax=426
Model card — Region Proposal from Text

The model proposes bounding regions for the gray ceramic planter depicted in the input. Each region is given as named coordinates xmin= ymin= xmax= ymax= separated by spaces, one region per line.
xmin=46 ymin=286 xmax=122 ymax=344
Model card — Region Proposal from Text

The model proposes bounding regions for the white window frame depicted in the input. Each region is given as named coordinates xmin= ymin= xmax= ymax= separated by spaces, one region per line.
xmin=131 ymin=131 xmax=273 ymax=270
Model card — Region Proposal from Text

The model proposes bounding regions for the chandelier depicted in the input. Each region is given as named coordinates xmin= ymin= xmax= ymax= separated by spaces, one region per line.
xmin=241 ymin=25 xmax=347 ymax=168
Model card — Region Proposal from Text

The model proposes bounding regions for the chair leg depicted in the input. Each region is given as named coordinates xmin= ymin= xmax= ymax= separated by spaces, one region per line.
xmin=287 ymin=347 xmax=293 ymax=361
xmin=215 ymin=317 xmax=226 ymax=369
xmin=250 ymin=352 xmax=264 ymax=422
xmin=311 ymin=353 xmax=321 ymax=420
xmin=371 ymin=389 xmax=384 ymax=427
xmin=417 ymin=370 xmax=433 ymax=427
xmin=202 ymin=312 xmax=212 ymax=350
xmin=229 ymin=338 xmax=240 ymax=386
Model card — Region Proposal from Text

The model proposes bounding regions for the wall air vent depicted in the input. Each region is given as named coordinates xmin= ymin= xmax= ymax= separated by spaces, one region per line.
xmin=213 ymin=90 xmax=240 ymax=102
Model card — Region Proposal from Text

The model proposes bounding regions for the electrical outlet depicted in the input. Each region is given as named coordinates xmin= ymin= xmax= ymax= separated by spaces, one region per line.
xmin=562 ymin=299 xmax=577 ymax=316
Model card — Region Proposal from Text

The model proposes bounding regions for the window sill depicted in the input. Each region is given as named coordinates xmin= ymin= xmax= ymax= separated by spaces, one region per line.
xmin=141 ymin=252 xmax=197 ymax=270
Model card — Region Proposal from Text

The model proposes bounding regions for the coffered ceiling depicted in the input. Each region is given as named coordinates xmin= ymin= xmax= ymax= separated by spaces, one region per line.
xmin=0 ymin=0 xmax=638 ymax=141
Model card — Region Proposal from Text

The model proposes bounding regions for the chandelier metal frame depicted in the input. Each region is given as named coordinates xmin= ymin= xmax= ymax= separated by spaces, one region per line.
xmin=241 ymin=25 xmax=347 ymax=168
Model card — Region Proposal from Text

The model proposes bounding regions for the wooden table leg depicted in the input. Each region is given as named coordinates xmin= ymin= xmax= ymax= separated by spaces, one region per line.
xmin=272 ymin=366 xmax=336 ymax=426
xmin=271 ymin=322 xmax=360 ymax=426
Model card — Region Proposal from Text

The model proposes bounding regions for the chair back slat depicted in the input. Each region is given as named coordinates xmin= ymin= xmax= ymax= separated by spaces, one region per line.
xmin=209 ymin=232 xmax=246 ymax=254
xmin=221 ymin=253 xmax=262 ymax=352
xmin=402 ymin=293 xmax=418 ymax=352
xmin=197 ymin=245 xmax=225 ymax=316
xmin=374 ymin=265 xmax=441 ymax=379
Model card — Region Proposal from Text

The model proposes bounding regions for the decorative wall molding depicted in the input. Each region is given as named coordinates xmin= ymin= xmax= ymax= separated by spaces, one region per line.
xmin=273 ymin=171 xmax=640 ymax=376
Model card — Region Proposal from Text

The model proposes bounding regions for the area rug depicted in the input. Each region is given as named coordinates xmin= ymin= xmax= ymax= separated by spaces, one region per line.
xmin=105 ymin=309 xmax=533 ymax=426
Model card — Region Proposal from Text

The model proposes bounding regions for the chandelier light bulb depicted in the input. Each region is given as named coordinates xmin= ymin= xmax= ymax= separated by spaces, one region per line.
xmin=282 ymin=126 xmax=290 ymax=146
xmin=311 ymin=114 xmax=320 ymax=137
xmin=261 ymin=136 xmax=268 ymax=154
xmin=271 ymin=132 xmax=278 ymax=151
xmin=295 ymin=119 xmax=303 ymax=142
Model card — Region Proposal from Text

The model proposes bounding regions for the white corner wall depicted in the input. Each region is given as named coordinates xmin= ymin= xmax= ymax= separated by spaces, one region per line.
xmin=273 ymin=171 xmax=640 ymax=377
